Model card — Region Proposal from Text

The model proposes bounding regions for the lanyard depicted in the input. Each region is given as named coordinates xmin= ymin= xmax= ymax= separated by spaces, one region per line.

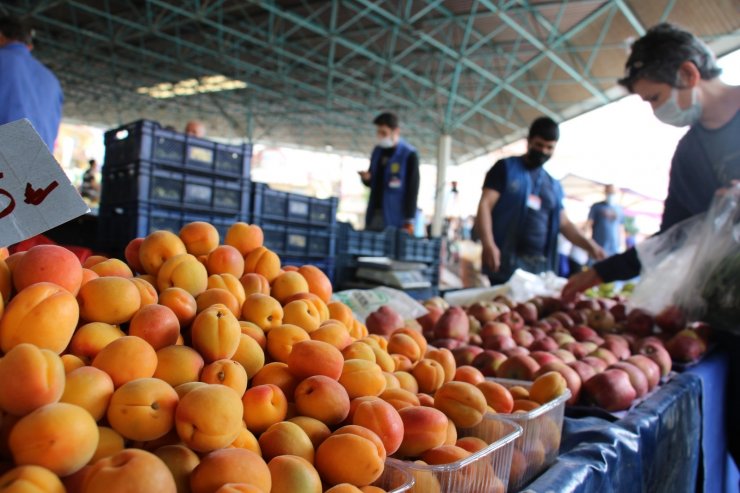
xmin=530 ymin=169 xmax=545 ymax=196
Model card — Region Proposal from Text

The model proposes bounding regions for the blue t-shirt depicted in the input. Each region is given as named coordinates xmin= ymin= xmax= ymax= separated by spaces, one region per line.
xmin=588 ymin=201 xmax=623 ymax=256
xmin=0 ymin=42 xmax=63 ymax=150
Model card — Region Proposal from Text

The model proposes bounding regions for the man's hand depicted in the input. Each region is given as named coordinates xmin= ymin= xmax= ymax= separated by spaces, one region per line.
xmin=358 ymin=170 xmax=371 ymax=182
xmin=402 ymin=222 xmax=414 ymax=235
xmin=587 ymin=240 xmax=607 ymax=261
xmin=482 ymin=244 xmax=501 ymax=272
xmin=562 ymin=269 xmax=603 ymax=301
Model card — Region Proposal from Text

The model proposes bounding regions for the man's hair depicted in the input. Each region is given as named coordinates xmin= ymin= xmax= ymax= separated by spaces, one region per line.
xmin=528 ymin=117 xmax=559 ymax=142
xmin=88 ymin=159 xmax=96 ymax=167
xmin=0 ymin=17 xmax=33 ymax=45
xmin=373 ymin=112 xmax=399 ymax=130
xmin=618 ymin=23 xmax=721 ymax=93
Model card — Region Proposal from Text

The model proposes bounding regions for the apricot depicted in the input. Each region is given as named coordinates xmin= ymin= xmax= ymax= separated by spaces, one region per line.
xmin=225 ymin=223 xmax=264 ymax=256
xmin=81 ymin=268 xmax=100 ymax=287
xmin=190 ymin=448 xmax=270 ymax=493
xmin=179 ymin=221 xmax=220 ymax=256
xmin=159 ymin=287 xmax=198 ymax=328
xmin=215 ymin=485 xmax=263 ymax=493
xmin=325 ymin=485 xmax=362 ymax=493
xmin=380 ymin=388 xmax=420 ymax=411
xmin=240 ymin=321 xmax=266 ymax=348
xmin=267 ymin=455 xmax=322 ymax=493
xmin=310 ymin=321 xmax=352 ymax=350
xmin=509 ymin=386 xmax=530 ymax=400
xmin=154 ymin=444 xmax=200 ymax=493
xmin=251 ymin=362 xmax=299 ymax=400
xmin=175 ymin=385 xmax=244 ymax=452
xmin=201 ymin=359 xmax=248 ymax=396
xmin=10 ymin=403 xmax=98 ymax=476
xmin=139 ymin=230 xmax=187 ymax=276
xmin=174 ymin=381 xmax=208 ymax=399
xmin=258 ymin=421 xmax=315 ymax=463
xmin=417 ymin=393 xmax=435 ymax=407
xmin=241 ymin=294 xmax=283 ymax=331
xmin=229 ymin=423 xmax=261 ymax=455
xmin=421 ymin=445 xmax=472 ymax=465
xmin=396 ymin=406 xmax=448 ymax=458
xmin=231 ymin=333 xmax=265 ymax=379
xmin=383 ymin=372 xmax=401 ymax=390
xmin=128 ymin=304 xmax=181 ymax=350
xmin=0 ymin=259 xmax=11 ymax=302
xmin=394 ymin=371 xmax=419 ymax=394
xmin=197 ymin=288 xmax=241 ymax=318
xmin=270 ymin=272 xmax=309 ymax=305
xmin=83 ymin=448 xmax=176 ymax=493
xmin=239 ymin=273 xmax=270 ymax=297
xmin=297 ymin=265 xmax=332 ymax=303
xmin=191 ymin=304 xmax=241 ymax=362
xmin=327 ymin=302 xmax=354 ymax=328
xmin=243 ymin=247 xmax=281 ymax=283
xmin=0 ymin=465 xmax=65 ymax=493
xmin=78 ymin=277 xmax=141 ymax=325
xmin=392 ymin=354 xmax=414 ymax=372
xmin=453 ymin=366 xmax=485 ymax=386
xmin=294 ymin=376 xmax=350 ymax=426
xmin=13 ymin=245 xmax=83 ymax=295
xmin=530 ymin=371 xmax=568 ymax=405
xmin=83 ymin=256 xmax=108 ymax=268
xmin=61 ymin=354 xmax=86 ymax=373
xmin=476 ymin=381 xmax=514 ymax=414
xmin=90 ymin=426 xmax=125 ymax=463
xmin=349 ymin=320 xmax=368 ymax=339
xmin=205 ymin=246 xmax=244 ymax=278
xmin=157 ymin=254 xmax=209 ymax=296
xmin=352 ymin=398 xmax=404 ymax=455
xmin=90 ymin=258 xmax=134 ymax=278
xmin=513 ymin=399 xmax=540 ymax=412
xmin=124 ymin=238 xmax=146 ymax=274
xmin=208 ymin=273 xmax=246 ymax=308
xmin=60 ymin=366 xmax=114 ymax=421
xmin=411 ymin=359 xmax=446 ymax=395
xmin=342 ymin=341 xmax=376 ymax=362
xmin=315 ymin=426 xmax=385 ymax=487
xmin=241 ymin=384 xmax=288 ymax=435
xmin=0 ymin=282 xmax=79 ymax=353
xmin=433 ymin=381 xmax=488 ymax=428
xmin=445 ymin=418 xmax=458 ymax=446
xmin=92 ymin=336 xmax=158 ymax=388
xmin=288 ymin=416 xmax=332 ymax=449
xmin=0 ymin=344 xmax=65 ymax=416
xmin=107 ymin=378 xmax=179 ymax=441
xmin=456 ymin=436 xmax=489 ymax=454
xmin=371 ymin=348 xmax=395 ymax=373
xmin=266 ymin=324 xmax=310 ymax=363
xmin=282 ymin=300 xmax=321 ymax=332
xmin=338 ymin=359 xmax=387 ymax=399
xmin=387 ymin=333 xmax=422 ymax=363
xmin=288 ymin=340 xmax=344 ymax=380
xmin=154 ymin=344 xmax=205 ymax=387
xmin=425 ymin=348 xmax=455 ymax=383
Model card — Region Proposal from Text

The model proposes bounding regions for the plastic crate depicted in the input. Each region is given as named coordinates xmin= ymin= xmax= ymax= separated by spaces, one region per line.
xmin=103 ymin=120 xmax=252 ymax=179
xmin=422 ymin=261 xmax=441 ymax=287
xmin=100 ymin=161 xmax=250 ymax=217
xmin=396 ymin=232 xmax=442 ymax=263
xmin=280 ymin=256 xmax=335 ymax=284
xmin=337 ymin=222 xmax=396 ymax=257
xmin=388 ymin=417 xmax=521 ymax=493
xmin=486 ymin=378 xmax=570 ymax=491
xmin=251 ymin=183 xmax=338 ymax=227
xmin=260 ymin=221 xmax=335 ymax=259
xmin=404 ymin=286 xmax=438 ymax=301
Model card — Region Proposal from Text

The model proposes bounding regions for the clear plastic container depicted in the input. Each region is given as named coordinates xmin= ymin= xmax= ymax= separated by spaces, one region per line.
xmin=372 ymin=461 xmax=415 ymax=492
xmin=486 ymin=378 xmax=570 ymax=492
xmin=387 ymin=416 xmax=522 ymax=493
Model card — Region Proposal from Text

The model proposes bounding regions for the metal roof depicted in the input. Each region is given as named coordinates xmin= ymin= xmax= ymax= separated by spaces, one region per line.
xmin=3 ymin=0 xmax=740 ymax=163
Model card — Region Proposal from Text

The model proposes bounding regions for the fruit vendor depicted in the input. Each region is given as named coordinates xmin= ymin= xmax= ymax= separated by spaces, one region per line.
xmin=0 ymin=16 xmax=63 ymax=151
xmin=475 ymin=117 xmax=605 ymax=285
xmin=360 ymin=112 xmax=420 ymax=233
xmin=587 ymin=184 xmax=625 ymax=258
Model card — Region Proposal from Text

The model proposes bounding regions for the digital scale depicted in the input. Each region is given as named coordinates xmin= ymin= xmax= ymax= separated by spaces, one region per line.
xmin=353 ymin=256 xmax=431 ymax=290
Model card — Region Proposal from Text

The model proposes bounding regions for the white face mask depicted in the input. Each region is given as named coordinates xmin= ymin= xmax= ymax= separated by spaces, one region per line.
xmin=606 ymin=194 xmax=616 ymax=205
xmin=654 ymin=87 xmax=702 ymax=127
xmin=377 ymin=136 xmax=394 ymax=149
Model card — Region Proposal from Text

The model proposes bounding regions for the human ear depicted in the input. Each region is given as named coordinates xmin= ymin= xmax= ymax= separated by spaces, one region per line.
xmin=678 ymin=61 xmax=700 ymax=88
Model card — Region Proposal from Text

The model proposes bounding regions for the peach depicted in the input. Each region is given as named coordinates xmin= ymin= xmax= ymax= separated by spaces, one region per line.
xmin=206 ymin=246 xmax=245 ymax=278
xmin=294 ymin=376 xmax=350 ymax=426
xmin=339 ymin=359 xmax=387 ymax=398
xmin=241 ymin=294 xmax=283 ymax=331
xmin=225 ymin=223 xmax=264 ymax=256
xmin=288 ymin=416 xmax=332 ymax=449
xmin=81 ymin=268 xmax=100 ymax=287
xmin=78 ymin=277 xmax=141 ymax=325
xmin=13 ymin=245 xmax=83 ymax=295
xmin=157 ymin=254 xmax=209 ymax=296
xmin=530 ymin=371 xmax=568 ymax=405
xmin=288 ymin=340 xmax=344 ymax=380
xmin=239 ymin=273 xmax=270 ymax=297
xmin=251 ymin=363 xmax=299 ymax=400
xmin=282 ymin=300 xmax=321 ymax=333
xmin=159 ymin=287 xmax=198 ymax=328
xmin=10 ymin=403 xmax=98 ymax=476
xmin=107 ymin=377 xmax=179 ymax=441
xmin=267 ymin=455 xmax=322 ymax=493
xmin=0 ymin=282 xmax=79 ymax=353
xmin=0 ymin=259 xmax=11 ymax=302
xmin=232 ymin=333 xmax=265 ymax=379
xmin=425 ymin=348 xmax=456 ymax=383
xmin=392 ymin=354 xmax=414 ymax=372
xmin=60 ymin=366 xmax=114 ymax=421
xmin=229 ymin=423 xmax=261 ymax=455
xmin=154 ymin=444 xmax=200 ymax=493
xmin=258 ymin=421 xmax=315 ymax=463
xmin=139 ymin=230 xmax=187 ymax=276
xmin=476 ymin=381 xmax=514 ymax=414
xmin=396 ymin=406 xmax=449 ymax=457
xmin=411 ymin=359 xmax=446 ymax=395
xmin=266 ymin=324 xmax=310 ymax=363
xmin=0 ymin=344 xmax=65 ymax=416
xmin=129 ymin=304 xmax=181 ymax=350
xmin=208 ymin=273 xmax=246 ymax=308
xmin=90 ymin=258 xmax=134 ymax=278
xmin=240 ymin=321 xmax=266 ymax=348
xmin=92 ymin=336 xmax=158 ymax=388
xmin=352 ymin=398 xmax=404 ymax=455
xmin=176 ymin=384 xmax=244 ymax=452
xmin=124 ymin=238 xmax=146 ymax=274
xmin=310 ymin=320 xmax=353 ymax=350
xmin=242 ymin=384 xmax=287 ymax=434
xmin=197 ymin=288 xmax=240 ymax=318
xmin=371 ymin=347 xmax=395 ymax=373
xmin=129 ymin=277 xmax=158 ymax=306
xmin=154 ymin=345 xmax=205 ymax=387
xmin=174 ymin=381 xmax=208 ymax=399
xmin=0 ymin=465 xmax=66 ymax=492
xmin=179 ymin=221 xmax=220 ymax=256
xmin=243 ymin=247 xmax=281 ymax=283
xmin=315 ymin=426 xmax=385 ymax=487
xmin=453 ymin=366 xmax=485 ymax=386
xmin=456 ymin=436 xmax=488 ymax=454
xmin=82 ymin=448 xmax=176 ymax=493
xmin=190 ymin=448 xmax=270 ymax=493
xmin=433 ymin=381 xmax=488 ymax=428
xmin=421 ymin=445 xmax=472 ymax=465
xmin=201 ymin=359 xmax=248 ymax=396
xmin=342 ymin=342 xmax=376 ymax=362
xmin=394 ymin=372 xmax=420 ymax=394
xmin=297 ymin=265 xmax=332 ymax=304
xmin=380 ymin=388 xmax=420 ymax=411
xmin=191 ymin=304 xmax=241 ymax=362
xmin=270 ymin=272 xmax=309 ymax=305
xmin=61 ymin=354 xmax=86 ymax=373
xmin=387 ymin=333 xmax=422 ymax=363
xmin=90 ymin=426 xmax=125 ymax=463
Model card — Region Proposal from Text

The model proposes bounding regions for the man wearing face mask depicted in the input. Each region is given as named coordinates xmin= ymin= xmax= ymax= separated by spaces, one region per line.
xmin=587 ymin=184 xmax=624 ymax=257
xmin=475 ymin=117 xmax=605 ymax=285
xmin=360 ymin=112 xmax=420 ymax=233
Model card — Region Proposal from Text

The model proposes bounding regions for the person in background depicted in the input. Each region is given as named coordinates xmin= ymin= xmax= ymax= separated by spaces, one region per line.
xmin=79 ymin=159 xmax=100 ymax=202
xmin=185 ymin=120 xmax=206 ymax=137
xmin=0 ymin=16 xmax=63 ymax=151
xmin=587 ymin=184 xmax=625 ymax=257
xmin=360 ymin=112 xmax=420 ymax=233
xmin=475 ymin=117 xmax=605 ymax=285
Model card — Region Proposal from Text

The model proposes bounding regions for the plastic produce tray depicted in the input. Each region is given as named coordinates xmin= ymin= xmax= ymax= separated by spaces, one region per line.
xmin=372 ymin=461 xmax=415 ymax=492
xmin=251 ymin=182 xmax=338 ymax=227
xmin=396 ymin=231 xmax=442 ymax=263
xmin=387 ymin=415 xmax=521 ymax=493
xmin=486 ymin=378 xmax=570 ymax=492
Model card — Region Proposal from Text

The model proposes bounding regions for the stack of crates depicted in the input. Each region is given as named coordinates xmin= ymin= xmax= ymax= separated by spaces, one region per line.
xmin=251 ymin=182 xmax=338 ymax=280
xmin=395 ymin=231 xmax=443 ymax=299
xmin=97 ymin=120 xmax=252 ymax=256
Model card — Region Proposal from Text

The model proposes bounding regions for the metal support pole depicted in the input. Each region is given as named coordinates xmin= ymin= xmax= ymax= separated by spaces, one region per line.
xmin=432 ymin=134 xmax=451 ymax=237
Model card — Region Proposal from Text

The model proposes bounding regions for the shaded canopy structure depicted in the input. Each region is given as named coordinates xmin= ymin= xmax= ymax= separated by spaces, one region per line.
xmin=3 ymin=0 xmax=740 ymax=163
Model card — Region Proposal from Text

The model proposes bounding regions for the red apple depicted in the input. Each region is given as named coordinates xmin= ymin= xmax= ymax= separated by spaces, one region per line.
xmin=589 ymin=348 xmax=618 ymax=366
xmin=493 ymin=294 xmax=516 ymax=309
xmin=626 ymin=355 xmax=661 ymax=391
xmin=638 ymin=342 xmax=672 ymax=377
xmin=581 ymin=356 xmax=609 ymax=373
xmin=471 ymin=350 xmax=508 ymax=377
xmin=515 ymin=302 xmax=538 ymax=324
xmin=496 ymin=311 xmax=525 ymax=331
xmin=655 ymin=305 xmax=687 ymax=335
xmin=570 ymin=325 xmax=599 ymax=342
xmin=434 ymin=306 xmax=470 ymax=341
xmin=540 ymin=296 xmax=564 ymax=317
xmin=482 ymin=334 xmax=517 ymax=352
xmin=635 ymin=336 xmax=665 ymax=352
xmin=480 ymin=321 xmax=512 ymax=339
xmin=569 ymin=360 xmax=598 ymax=384
xmin=417 ymin=305 xmax=444 ymax=334
xmin=429 ymin=338 xmax=464 ymax=350
xmin=530 ymin=337 xmax=558 ymax=353
xmin=533 ymin=320 xmax=554 ymax=332
xmin=496 ymin=355 xmax=541 ymax=381
xmin=610 ymin=303 xmax=628 ymax=322
xmin=600 ymin=340 xmax=630 ymax=361
xmin=468 ymin=333 xmax=482 ymax=346
xmin=366 ymin=305 xmax=405 ymax=336
xmin=468 ymin=301 xmax=510 ymax=324
xmin=575 ymin=299 xmax=600 ymax=311
xmin=588 ymin=310 xmax=617 ymax=332
xmin=553 ymin=349 xmax=576 ymax=364
xmin=529 ymin=351 xmax=561 ymax=367
xmin=581 ymin=341 xmax=599 ymax=354
xmin=609 ymin=362 xmax=649 ymax=398
xmin=553 ymin=333 xmax=576 ymax=347
xmin=452 ymin=346 xmax=484 ymax=367
xmin=626 ymin=309 xmax=654 ymax=337
xmin=512 ymin=329 xmax=535 ymax=348
xmin=568 ymin=309 xmax=590 ymax=326
xmin=530 ymin=327 xmax=548 ymax=341
xmin=666 ymin=335 xmax=706 ymax=363
xmin=549 ymin=312 xmax=574 ymax=329
xmin=536 ymin=361 xmax=581 ymax=405
xmin=562 ymin=342 xmax=588 ymax=359
xmin=468 ymin=316 xmax=481 ymax=335
xmin=504 ymin=346 xmax=531 ymax=358
xmin=583 ymin=369 xmax=637 ymax=411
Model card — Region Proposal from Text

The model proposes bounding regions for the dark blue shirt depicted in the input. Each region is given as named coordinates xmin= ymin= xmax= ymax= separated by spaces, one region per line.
xmin=589 ymin=202 xmax=623 ymax=256
xmin=0 ymin=42 xmax=63 ymax=150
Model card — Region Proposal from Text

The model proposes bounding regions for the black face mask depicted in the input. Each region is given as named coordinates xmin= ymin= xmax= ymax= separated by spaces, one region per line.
xmin=526 ymin=149 xmax=551 ymax=169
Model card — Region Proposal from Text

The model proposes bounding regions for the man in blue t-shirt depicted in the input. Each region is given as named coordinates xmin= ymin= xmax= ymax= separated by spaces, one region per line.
xmin=0 ymin=17 xmax=63 ymax=150
xmin=476 ymin=117 xmax=605 ymax=285
xmin=587 ymin=184 xmax=624 ymax=257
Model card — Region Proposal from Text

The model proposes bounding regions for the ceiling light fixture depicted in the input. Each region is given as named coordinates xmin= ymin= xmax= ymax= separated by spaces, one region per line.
xmin=137 ymin=75 xmax=247 ymax=99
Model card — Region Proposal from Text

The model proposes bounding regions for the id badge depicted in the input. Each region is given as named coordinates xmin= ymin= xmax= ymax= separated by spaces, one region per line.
xmin=526 ymin=194 xmax=541 ymax=211
xmin=388 ymin=178 xmax=402 ymax=189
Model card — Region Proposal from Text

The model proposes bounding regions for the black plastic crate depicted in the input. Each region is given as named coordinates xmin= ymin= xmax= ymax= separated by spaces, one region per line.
xmin=336 ymin=222 xmax=396 ymax=257
xmin=104 ymin=120 xmax=252 ymax=179
xmin=251 ymin=183 xmax=338 ymax=227
xmin=280 ymin=257 xmax=335 ymax=284
xmin=423 ymin=261 xmax=441 ymax=287
xmin=260 ymin=221 xmax=336 ymax=259
xmin=396 ymin=232 xmax=442 ymax=263
xmin=100 ymin=161 xmax=251 ymax=217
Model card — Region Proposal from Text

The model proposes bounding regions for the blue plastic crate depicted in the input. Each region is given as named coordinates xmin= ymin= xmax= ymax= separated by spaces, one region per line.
xmin=337 ymin=222 xmax=396 ymax=257
xmin=404 ymin=286 xmax=439 ymax=301
xmin=251 ymin=183 xmax=338 ymax=227
xmin=260 ymin=221 xmax=336 ymax=259
xmin=104 ymin=120 xmax=252 ymax=179
xmin=396 ymin=232 xmax=442 ymax=263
